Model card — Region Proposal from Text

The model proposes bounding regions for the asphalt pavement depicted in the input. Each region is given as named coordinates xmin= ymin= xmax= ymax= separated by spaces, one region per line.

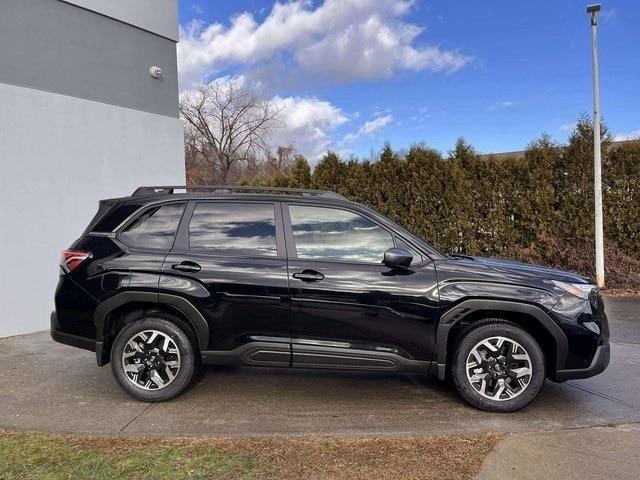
xmin=1 ymin=296 xmax=639 ymax=437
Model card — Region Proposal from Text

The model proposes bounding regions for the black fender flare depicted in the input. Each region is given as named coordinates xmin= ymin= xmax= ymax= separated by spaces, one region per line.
xmin=93 ymin=291 xmax=209 ymax=365
xmin=433 ymin=299 xmax=568 ymax=380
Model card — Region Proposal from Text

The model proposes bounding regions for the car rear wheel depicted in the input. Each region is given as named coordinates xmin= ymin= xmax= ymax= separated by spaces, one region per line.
xmin=111 ymin=315 xmax=196 ymax=402
xmin=451 ymin=321 xmax=545 ymax=412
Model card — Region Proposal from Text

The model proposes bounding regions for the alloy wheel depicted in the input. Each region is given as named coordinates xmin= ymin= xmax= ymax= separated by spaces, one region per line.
xmin=465 ymin=336 xmax=532 ymax=401
xmin=121 ymin=330 xmax=181 ymax=390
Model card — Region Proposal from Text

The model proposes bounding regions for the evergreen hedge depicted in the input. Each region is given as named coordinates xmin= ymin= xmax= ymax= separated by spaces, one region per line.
xmin=242 ymin=118 xmax=640 ymax=288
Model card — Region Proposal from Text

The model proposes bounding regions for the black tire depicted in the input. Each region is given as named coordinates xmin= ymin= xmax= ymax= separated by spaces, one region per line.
xmin=111 ymin=314 xmax=196 ymax=402
xmin=450 ymin=320 xmax=545 ymax=412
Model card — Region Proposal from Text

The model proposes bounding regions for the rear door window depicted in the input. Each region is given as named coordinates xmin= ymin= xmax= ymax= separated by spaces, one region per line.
xmin=188 ymin=202 xmax=278 ymax=257
xmin=118 ymin=203 xmax=185 ymax=250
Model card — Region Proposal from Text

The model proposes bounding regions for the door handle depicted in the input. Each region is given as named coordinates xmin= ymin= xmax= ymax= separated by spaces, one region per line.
xmin=171 ymin=261 xmax=201 ymax=273
xmin=292 ymin=270 xmax=324 ymax=282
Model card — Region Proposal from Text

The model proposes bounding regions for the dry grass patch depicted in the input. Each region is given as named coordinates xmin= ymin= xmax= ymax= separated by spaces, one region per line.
xmin=0 ymin=429 xmax=501 ymax=480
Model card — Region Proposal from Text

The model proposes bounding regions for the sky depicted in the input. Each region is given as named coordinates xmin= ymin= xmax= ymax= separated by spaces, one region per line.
xmin=177 ymin=0 xmax=640 ymax=162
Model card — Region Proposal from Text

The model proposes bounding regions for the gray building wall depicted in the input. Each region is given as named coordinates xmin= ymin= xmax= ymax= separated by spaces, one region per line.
xmin=62 ymin=0 xmax=179 ymax=41
xmin=0 ymin=0 xmax=184 ymax=337
xmin=0 ymin=0 xmax=178 ymax=117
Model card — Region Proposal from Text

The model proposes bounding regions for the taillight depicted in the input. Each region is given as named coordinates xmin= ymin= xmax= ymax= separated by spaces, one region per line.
xmin=61 ymin=249 xmax=92 ymax=273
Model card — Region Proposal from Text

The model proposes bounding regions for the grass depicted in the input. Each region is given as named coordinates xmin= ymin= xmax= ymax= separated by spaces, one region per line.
xmin=0 ymin=430 xmax=502 ymax=480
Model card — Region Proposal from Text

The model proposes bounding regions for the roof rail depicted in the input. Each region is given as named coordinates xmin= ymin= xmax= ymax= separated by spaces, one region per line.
xmin=131 ymin=185 xmax=347 ymax=200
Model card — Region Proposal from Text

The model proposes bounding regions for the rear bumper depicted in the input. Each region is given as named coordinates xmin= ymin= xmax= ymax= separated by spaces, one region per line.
xmin=552 ymin=342 xmax=610 ymax=382
xmin=50 ymin=311 xmax=96 ymax=352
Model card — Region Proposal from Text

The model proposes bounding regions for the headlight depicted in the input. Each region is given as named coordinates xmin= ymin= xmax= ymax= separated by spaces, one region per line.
xmin=552 ymin=280 xmax=595 ymax=300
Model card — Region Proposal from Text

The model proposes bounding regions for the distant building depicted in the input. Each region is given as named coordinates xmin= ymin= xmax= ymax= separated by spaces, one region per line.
xmin=479 ymin=149 xmax=526 ymax=161
xmin=0 ymin=0 xmax=185 ymax=336
xmin=479 ymin=139 xmax=639 ymax=161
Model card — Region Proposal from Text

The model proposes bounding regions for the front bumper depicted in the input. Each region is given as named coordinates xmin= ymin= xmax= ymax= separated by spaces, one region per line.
xmin=552 ymin=342 xmax=610 ymax=381
xmin=550 ymin=288 xmax=609 ymax=372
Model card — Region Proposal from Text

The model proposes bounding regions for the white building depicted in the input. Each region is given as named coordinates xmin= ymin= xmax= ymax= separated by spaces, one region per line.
xmin=0 ymin=0 xmax=185 ymax=336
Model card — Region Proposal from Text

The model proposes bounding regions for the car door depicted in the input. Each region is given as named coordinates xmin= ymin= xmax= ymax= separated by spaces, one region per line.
xmin=283 ymin=203 xmax=440 ymax=371
xmin=161 ymin=200 xmax=291 ymax=366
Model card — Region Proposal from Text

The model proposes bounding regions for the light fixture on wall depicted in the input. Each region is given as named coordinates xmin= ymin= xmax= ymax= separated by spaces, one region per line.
xmin=149 ymin=66 xmax=163 ymax=79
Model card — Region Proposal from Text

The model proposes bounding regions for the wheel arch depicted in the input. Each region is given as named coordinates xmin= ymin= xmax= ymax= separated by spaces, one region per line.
xmin=434 ymin=299 xmax=567 ymax=380
xmin=93 ymin=291 xmax=209 ymax=366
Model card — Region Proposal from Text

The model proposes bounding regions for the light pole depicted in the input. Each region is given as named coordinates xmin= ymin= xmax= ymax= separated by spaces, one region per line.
xmin=587 ymin=4 xmax=605 ymax=288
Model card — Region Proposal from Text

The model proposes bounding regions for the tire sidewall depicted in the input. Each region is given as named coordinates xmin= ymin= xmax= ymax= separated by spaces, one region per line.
xmin=111 ymin=316 xmax=195 ymax=402
xmin=451 ymin=322 xmax=545 ymax=412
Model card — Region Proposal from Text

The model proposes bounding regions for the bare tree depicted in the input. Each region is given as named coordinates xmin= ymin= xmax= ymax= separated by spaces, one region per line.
xmin=180 ymin=80 xmax=281 ymax=184
xmin=264 ymin=144 xmax=297 ymax=176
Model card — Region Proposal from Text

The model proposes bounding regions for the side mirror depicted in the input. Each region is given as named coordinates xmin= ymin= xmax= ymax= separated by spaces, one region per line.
xmin=383 ymin=248 xmax=413 ymax=269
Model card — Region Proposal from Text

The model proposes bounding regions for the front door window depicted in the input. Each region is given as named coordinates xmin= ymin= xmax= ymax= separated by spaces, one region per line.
xmin=289 ymin=205 xmax=393 ymax=263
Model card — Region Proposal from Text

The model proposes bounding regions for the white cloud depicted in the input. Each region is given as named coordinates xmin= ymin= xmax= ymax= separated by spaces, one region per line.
xmin=360 ymin=114 xmax=393 ymax=135
xmin=411 ymin=105 xmax=431 ymax=123
xmin=559 ymin=122 xmax=577 ymax=133
xmin=270 ymin=95 xmax=348 ymax=161
xmin=600 ymin=9 xmax=616 ymax=23
xmin=178 ymin=0 xmax=471 ymax=88
xmin=295 ymin=14 xmax=468 ymax=82
xmin=614 ymin=129 xmax=640 ymax=141
xmin=489 ymin=100 xmax=518 ymax=110
xmin=372 ymin=106 xmax=392 ymax=117
xmin=342 ymin=114 xmax=393 ymax=144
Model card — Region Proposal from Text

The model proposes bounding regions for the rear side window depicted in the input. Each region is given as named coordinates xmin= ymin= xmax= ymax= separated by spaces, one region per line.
xmin=119 ymin=203 xmax=185 ymax=250
xmin=189 ymin=202 xmax=277 ymax=256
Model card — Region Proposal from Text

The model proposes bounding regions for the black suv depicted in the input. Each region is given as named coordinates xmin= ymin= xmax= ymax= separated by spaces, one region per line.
xmin=51 ymin=186 xmax=610 ymax=412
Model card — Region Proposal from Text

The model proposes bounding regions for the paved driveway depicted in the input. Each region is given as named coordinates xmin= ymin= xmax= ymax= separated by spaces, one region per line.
xmin=1 ymin=297 xmax=638 ymax=437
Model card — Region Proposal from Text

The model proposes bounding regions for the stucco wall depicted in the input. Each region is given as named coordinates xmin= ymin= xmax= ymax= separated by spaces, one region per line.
xmin=0 ymin=84 xmax=185 ymax=337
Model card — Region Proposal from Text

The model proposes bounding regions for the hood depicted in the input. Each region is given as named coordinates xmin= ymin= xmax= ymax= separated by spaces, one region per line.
xmin=468 ymin=256 xmax=592 ymax=284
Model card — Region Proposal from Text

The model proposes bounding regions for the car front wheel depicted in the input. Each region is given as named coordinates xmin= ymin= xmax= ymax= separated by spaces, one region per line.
xmin=451 ymin=321 xmax=545 ymax=412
